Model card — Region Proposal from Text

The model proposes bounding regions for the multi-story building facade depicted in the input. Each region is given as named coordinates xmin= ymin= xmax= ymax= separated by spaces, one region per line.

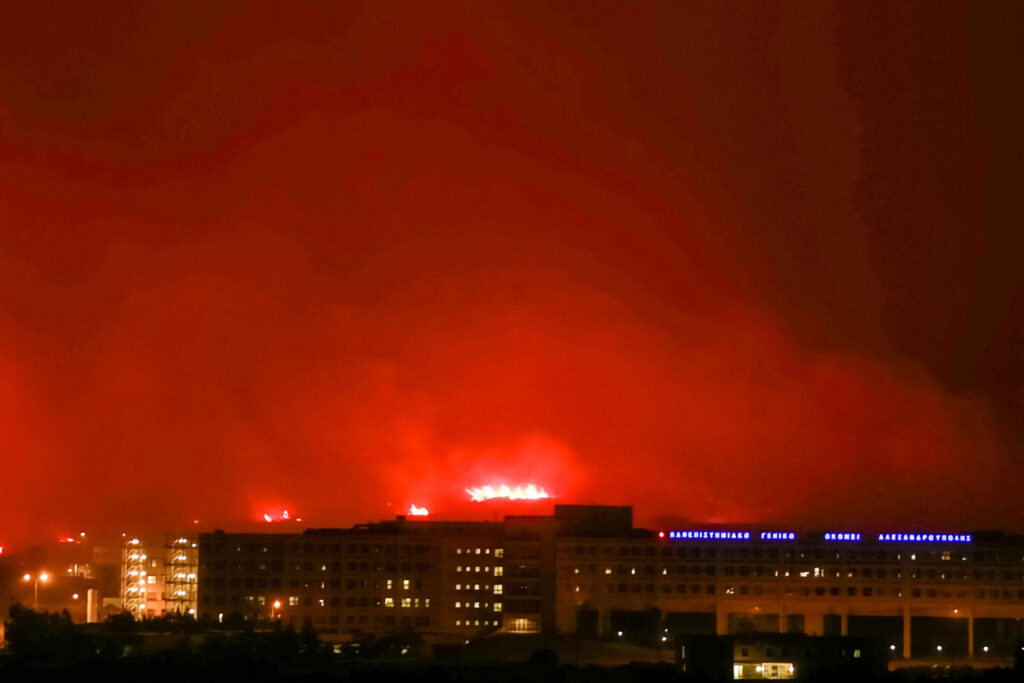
xmin=120 ymin=534 xmax=198 ymax=618
xmin=197 ymin=506 xmax=1024 ymax=660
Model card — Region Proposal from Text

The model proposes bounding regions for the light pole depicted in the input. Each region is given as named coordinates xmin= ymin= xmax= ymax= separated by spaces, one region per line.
xmin=22 ymin=571 xmax=49 ymax=609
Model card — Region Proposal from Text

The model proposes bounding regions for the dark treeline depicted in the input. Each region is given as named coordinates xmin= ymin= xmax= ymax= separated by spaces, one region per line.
xmin=2 ymin=606 xmax=1022 ymax=683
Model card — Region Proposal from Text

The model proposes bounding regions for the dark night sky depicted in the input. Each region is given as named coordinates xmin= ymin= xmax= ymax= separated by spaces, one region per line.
xmin=1 ymin=2 xmax=1022 ymax=546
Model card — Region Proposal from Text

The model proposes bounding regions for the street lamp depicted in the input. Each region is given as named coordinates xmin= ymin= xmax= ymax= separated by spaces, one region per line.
xmin=272 ymin=599 xmax=282 ymax=620
xmin=22 ymin=571 xmax=49 ymax=609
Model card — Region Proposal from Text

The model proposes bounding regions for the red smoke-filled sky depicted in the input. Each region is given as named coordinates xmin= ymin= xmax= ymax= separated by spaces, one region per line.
xmin=1 ymin=2 xmax=1023 ymax=546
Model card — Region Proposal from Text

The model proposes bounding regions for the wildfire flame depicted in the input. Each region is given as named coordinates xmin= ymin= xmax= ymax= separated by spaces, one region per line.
xmin=409 ymin=504 xmax=429 ymax=516
xmin=465 ymin=483 xmax=551 ymax=502
xmin=263 ymin=509 xmax=294 ymax=523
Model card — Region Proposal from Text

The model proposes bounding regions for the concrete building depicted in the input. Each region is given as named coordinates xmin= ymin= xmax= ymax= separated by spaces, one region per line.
xmin=197 ymin=506 xmax=1024 ymax=661
xmin=120 ymin=534 xmax=198 ymax=618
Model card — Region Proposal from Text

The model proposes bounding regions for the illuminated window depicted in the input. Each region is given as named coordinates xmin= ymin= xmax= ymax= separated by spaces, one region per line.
xmin=474 ymin=601 xmax=480 ymax=608
xmin=475 ymin=566 xmax=481 ymax=572
xmin=494 ymin=567 xmax=503 ymax=576
xmin=455 ymin=601 xmax=461 ymax=608
xmin=494 ymin=549 xmax=504 ymax=558
xmin=147 ymin=576 xmax=156 ymax=584
xmin=288 ymin=596 xmax=299 ymax=606
xmin=494 ymin=584 xmax=502 ymax=595
xmin=456 ymin=549 xmax=462 ymax=554
xmin=493 ymin=602 xmax=502 ymax=612
xmin=401 ymin=598 xmax=411 ymax=608
xmin=475 ymin=548 xmax=481 ymax=554
xmin=384 ymin=597 xmax=394 ymax=607
xmin=403 ymin=579 xmax=410 ymax=590
xmin=605 ymin=568 xmax=612 ymax=575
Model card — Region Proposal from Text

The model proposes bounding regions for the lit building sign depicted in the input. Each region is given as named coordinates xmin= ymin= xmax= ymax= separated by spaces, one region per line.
xmin=668 ymin=531 xmax=750 ymax=540
xmin=877 ymin=533 xmax=972 ymax=543
xmin=759 ymin=532 xmax=796 ymax=541
xmin=824 ymin=532 xmax=862 ymax=541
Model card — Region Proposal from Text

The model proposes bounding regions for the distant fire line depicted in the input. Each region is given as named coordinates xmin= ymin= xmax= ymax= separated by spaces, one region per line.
xmin=465 ymin=483 xmax=550 ymax=502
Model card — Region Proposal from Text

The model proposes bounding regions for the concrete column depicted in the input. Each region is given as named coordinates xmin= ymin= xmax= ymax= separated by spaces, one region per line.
xmin=902 ymin=608 xmax=911 ymax=659
xmin=968 ymin=610 xmax=974 ymax=658
xmin=805 ymin=613 xmax=824 ymax=636
xmin=716 ymin=603 xmax=729 ymax=635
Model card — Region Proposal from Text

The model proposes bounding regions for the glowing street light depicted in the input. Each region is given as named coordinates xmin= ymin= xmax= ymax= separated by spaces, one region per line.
xmin=22 ymin=572 xmax=49 ymax=609
xmin=272 ymin=599 xmax=282 ymax=620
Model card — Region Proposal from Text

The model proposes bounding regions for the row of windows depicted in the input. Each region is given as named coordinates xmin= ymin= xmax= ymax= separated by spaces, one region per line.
xmin=455 ymin=548 xmax=503 ymax=557
xmin=200 ymin=594 xmax=435 ymax=608
xmin=209 ymin=540 xmax=1024 ymax=563
xmin=566 ymin=545 xmax=1024 ymax=564
xmin=207 ymin=578 xmax=431 ymax=591
xmin=453 ymin=583 xmax=500 ymax=593
xmin=570 ymin=582 xmax=1024 ymax=601
xmin=456 ymin=566 xmax=502 ymax=575
xmin=598 ymin=583 xmax=717 ymax=595
xmin=571 ymin=564 xmax=1024 ymax=582
xmin=454 ymin=601 xmax=501 ymax=612
xmin=203 ymin=560 xmax=434 ymax=573
xmin=207 ymin=542 xmax=433 ymax=556
xmin=455 ymin=619 xmax=500 ymax=627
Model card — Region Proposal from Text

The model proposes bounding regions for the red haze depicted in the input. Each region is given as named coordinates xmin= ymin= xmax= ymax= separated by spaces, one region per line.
xmin=0 ymin=2 xmax=1022 ymax=547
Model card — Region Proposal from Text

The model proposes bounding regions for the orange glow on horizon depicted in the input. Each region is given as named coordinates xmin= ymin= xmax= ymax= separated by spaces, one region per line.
xmin=262 ymin=508 xmax=299 ymax=523
xmin=465 ymin=483 xmax=551 ymax=502
xmin=409 ymin=504 xmax=429 ymax=516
